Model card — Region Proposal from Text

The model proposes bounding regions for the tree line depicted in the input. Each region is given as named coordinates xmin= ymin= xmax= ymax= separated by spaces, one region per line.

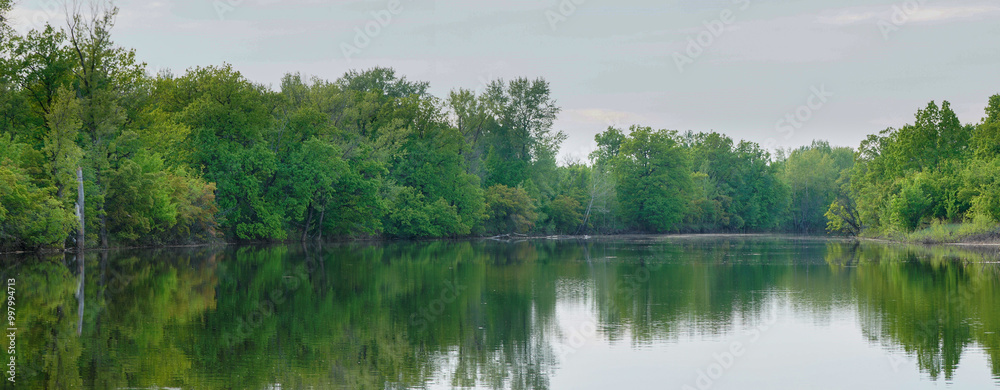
xmin=1 ymin=4 xmax=997 ymax=250
xmin=825 ymin=98 xmax=1000 ymax=238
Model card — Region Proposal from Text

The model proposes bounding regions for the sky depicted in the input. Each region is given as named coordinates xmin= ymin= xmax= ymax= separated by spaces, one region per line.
xmin=9 ymin=0 xmax=1000 ymax=161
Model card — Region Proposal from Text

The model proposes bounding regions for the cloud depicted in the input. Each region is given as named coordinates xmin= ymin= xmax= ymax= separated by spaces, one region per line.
xmin=8 ymin=6 xmax=68 ymax=35
xmin=906 ymin=5 xmax=1000 ymax=23
xmin=817 ymin=10 xmax=880 ymax=25
xmin=817 ymin=4 xmax=1000 ymax=26
xmin=563 ymin=108 xmax=645 ymax=129
xmin=553 ymin=108 xmax=650 ymax=163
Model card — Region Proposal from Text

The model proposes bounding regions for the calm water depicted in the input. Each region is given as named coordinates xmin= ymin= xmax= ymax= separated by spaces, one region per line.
xmin=3 ymin=236 xmax=1000 ymax=389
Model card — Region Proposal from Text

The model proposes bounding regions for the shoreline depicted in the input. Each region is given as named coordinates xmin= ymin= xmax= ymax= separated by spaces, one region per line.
xmin=4 ymin=231 xmax=999 ymax=256
xmin=860 ymin=229 xmax=1000 ymax=247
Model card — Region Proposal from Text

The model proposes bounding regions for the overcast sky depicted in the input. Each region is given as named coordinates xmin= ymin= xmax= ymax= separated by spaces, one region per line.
xmin=10 ymin=0 xmax=1000 ymax=161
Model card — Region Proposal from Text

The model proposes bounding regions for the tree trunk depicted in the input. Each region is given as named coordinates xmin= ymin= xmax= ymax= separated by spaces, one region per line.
xmin=76 ymin=167 xmax=85 ymax=251
xmin=316 ymin=204 xmax=326 ymax=242
xmin=301 ymin=202 xmax=313 ymax=242
xmin=95 ymin=171 xmax=108 ymax=248
xmin=578 ymin=191 xmax=595 ymax=235
xmin=99 ymin=218 xmax=108 ymax=248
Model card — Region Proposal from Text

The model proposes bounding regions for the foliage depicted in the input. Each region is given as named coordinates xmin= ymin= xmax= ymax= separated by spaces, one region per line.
xmin=478 ymin=78 xmax=563 ymax=188
xmin=484 ymin=184 xmax=537 ymax=234
xmin=545 ymin=195 xmax=584 ymax=233
xmin=0 ymin=133 xmax=75 ymax=249
xmin=597 ymin=126 xmax=692 ymax=232
xmin=683 ymin=131 xmax=788 ymax=231
xmin=105 ymin=152 xmax=176 ymax=242
xmin=4 ymin=4 xmax=996 ymax=248
xmin=829 ymin=97 xmax=1000 ymax=237
xmin=165 ymin=167 xmax=218 ymax=241
xmin=779 ymin=141 xmax=854 ymax=232
xmin=42 ymin=87 xmax=84 ymax=199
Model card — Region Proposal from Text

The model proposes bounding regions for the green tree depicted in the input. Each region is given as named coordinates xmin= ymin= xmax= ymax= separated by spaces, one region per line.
xmin=447 ymin=88 xmax=493 ymax=177
xmin=273 ymin=137 xmax=348 ymax=240
xmin=606 ymin=126 xmax=692 ymax=232
xmin=5 ymin=25 xmax=75 ymax=143
xmin=105 ymin=152 xmax=177 ymax=242
xmin=683 ymin=132 xmax=788 ymax=231
xmin=484 ymin=184 xmax=537 ymax=234
xmin=42 ymin=87 xmax=84 ymax=200
xmin=65 ymin=4 xmax=147 ymax=247
xmin=164 ymin=167 xmax=218 ymax=241
xmin=0 ymin=0 xmax=11 ymax=36
xmin=890 ymin=176 xmax=933 ymax=231
xmin=973 ymin=95 xmax=1000 ymax=159
xmin=780 ymin=141 xmax=854 ymax=232
xmin=166 ymin=65 xmax=283 ymax=240
xmin=545 ymin=195 xmax=583 ymax=233
xmin=833 ymin=100 xmax=980 ymax=236
xmin=480 ymin=78 xmax=562 ymax=188
xmin=385 ymin=94 xmax=484 ymax=237
xmin=0 ymin=133 xmax=75 ymax=249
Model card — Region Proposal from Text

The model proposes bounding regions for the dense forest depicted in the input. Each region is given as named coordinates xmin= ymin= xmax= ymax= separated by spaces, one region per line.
xmin=0 ymin=4 xmax=997 ymax=250
xmin=825 ymin=98 xmax=1000 ymax=239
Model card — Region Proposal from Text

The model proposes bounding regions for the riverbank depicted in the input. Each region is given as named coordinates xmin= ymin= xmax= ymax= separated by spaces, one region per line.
xmin=4 ymin=227 xmax=999 ymax=256
xmin=862 ymin=221 xmax=1000 ymax=246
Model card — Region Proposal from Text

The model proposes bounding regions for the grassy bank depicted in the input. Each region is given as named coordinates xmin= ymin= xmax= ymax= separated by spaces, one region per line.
xmin=866 ymin=219 xmax=1000 ymax=245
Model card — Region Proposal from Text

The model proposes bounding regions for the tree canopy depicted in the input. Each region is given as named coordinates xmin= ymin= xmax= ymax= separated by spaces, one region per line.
xmin=1 ymin=4 xmax=997 ymax=250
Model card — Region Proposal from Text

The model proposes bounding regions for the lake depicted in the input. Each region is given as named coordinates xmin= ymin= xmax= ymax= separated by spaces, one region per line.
xmin=3 ymin=235 xmax=1000 ymax=389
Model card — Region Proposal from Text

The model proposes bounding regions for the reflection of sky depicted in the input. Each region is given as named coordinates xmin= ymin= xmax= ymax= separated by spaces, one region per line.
xmin=424 ymin=281 xmax=998 ymax=389
xmin=11 ymin=0 xmax=1000 ymax=161
xmin=547 ymin=294 xmax=998 ymax=390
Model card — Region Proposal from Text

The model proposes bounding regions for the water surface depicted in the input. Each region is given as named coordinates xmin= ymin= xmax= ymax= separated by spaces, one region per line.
xmin=4 ymin=236 xmax=1000 ymax=389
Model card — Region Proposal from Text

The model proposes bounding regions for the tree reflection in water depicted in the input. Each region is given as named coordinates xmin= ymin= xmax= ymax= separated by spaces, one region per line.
xmin=4 ymin=237 xmax=999 ymax=389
